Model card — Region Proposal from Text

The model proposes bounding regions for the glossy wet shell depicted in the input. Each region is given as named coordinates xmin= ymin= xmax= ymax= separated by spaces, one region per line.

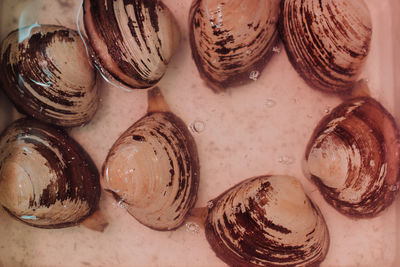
xmin=189 ymin=0 xmax=281 ymax=92
xmin=305 ymin=97 xmax=400 ymax=217
xmin=0 ymin=25 xmax=98 ymax=127
xmin=280 ymin=0 xmax=372 ymax=93
xmin=102 ymin=112 xmax=199 ymax=231
xmin=83 ymin=0 xmax=180 ymax=89
xmin=0 ymin=119 xmax=100 ymax=228
xmin=205 ymin=175 xmax=329 ymax=267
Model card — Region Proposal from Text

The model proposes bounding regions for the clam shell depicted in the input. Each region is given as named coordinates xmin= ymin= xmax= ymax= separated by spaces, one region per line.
xmin=0 ymin=25 xmax=98 ymax=127
xmin=102 ymin=112 xmax=199 ymax=230
xmin=0 ymin=119 xmax=100 ymax=228
xmin=83 ymin=0 xmax=180 ymax=89
xmin=305 ymin=97 xmax=400 ymax=217
xmin=189 ymin=0 xmax=281 ymax=92
xmin=280 ymin=0 xmax=372 ymax=93
xmin=206 ymin=175 xmax=329 ymax=267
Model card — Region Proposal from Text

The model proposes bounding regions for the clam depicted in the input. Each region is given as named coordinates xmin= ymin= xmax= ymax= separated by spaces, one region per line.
xmin=102 ymin=88 xmax=199 ymax=230
xmin=189 ymin=0 xmax=281 ymax=92
xmin=305 ymin=97 xmax=400 ymax=217
xmin=83 ymin=0 xmax=180 ymax=89
xmin=205 ymin=175 xmax=330 ymax=267
xmin=280 ymin=0 xmax=372 ymax=93
xmin=0 ymin=118 xmax=100 ymax=228
xmin=0 ymin=24 xmax=98 ymax=127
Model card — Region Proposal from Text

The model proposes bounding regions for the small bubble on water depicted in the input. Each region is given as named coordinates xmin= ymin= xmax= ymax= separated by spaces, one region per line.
xmin=264 ymin=99 xmax=276 ymax=108
xmin=249 ymin=70 xmax=260 ymax=81
xmin=190 ymin=120 xmax=205 ymax=133
xmin=389 ymin=184 xmax=399 ymax=192
xmin=369 ymin=160 xmax=375 ymax=167
xmin=207 ymin=201 xmax=214 ymax=209
xmin=272 ymin=46 xmax=281 ymax=53
xmin=118 ymin=199 xmax=127 ymax=209
xmin=278 ymin=156 xmax=295 ymax=165
xmin=186 ymin=222 xmax=200 ymax=234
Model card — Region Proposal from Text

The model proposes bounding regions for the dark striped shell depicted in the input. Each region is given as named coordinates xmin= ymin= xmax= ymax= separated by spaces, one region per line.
xmin=280 ymin=0 xmax=372 ymax=93
xmin=205 ymin=175 xmax=330 ymax=267
xmin=0 ymin=25 xmax=98 ymax=127
xmin=102 ymin=112 xmax=199 ymax=230
xmin=305 ymin=97 xmax=400 ymax=217
xmin=83 ymin=0 xmax=180 ymax=89
xmin=0 ymin=119 xmax=100 ymax=228
xmin=189 ymin=0 xmax=281 ymax=92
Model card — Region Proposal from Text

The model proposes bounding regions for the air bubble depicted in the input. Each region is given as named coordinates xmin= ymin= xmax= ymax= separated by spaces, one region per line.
xmin=278 ymin=156 xmax=295 ymax=165
xmin=369 ymin=160 xmax=375 ymax=167
xmin=118 ymin=199 xmax=127 ymax=209
xmin=272 ymin=46 xmax=281 ymax=53
xmin=190 ymin=120 xmax=205 ymax=133
xmin=249 ymin=70 xmax=260 ymax=81
xmin=185 ymin=222 xmax=200 ymax=234
xmin=389 ymin=184 xmax=399 ymax=192
xmin=264 ymin=99 xmax=276 ymax=108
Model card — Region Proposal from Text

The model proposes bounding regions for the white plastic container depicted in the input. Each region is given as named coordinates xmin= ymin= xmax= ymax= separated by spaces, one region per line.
xmin=0 ymin=0 xmax=399 ymax=266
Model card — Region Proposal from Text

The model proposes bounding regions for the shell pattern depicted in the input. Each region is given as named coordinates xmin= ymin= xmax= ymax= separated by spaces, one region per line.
xmin=280 ymin=0 xmax=372 ymax=93
xmin=205 ymin=175 xmax=330 ymax=267
xmin=0 ymin=119 xmax=100 ymax=228
xmin=102 ymin=109 xmax=199 ymax=231
xmin=83 ymin=0 xmax=180 ymax=89
xmin=305 ymin=97 xmax=400 ymax=217
xmin=0 ymin=24 xmax=98 ymax=127
xmin=189 ymin=0 xmax=281 ymax=92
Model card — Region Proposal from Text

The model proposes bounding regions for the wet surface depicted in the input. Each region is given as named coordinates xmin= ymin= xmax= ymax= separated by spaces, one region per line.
xmin=0 ymin=0 xmax=399 ymax=266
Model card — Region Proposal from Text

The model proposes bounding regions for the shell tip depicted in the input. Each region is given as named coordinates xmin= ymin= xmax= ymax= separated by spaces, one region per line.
xmin=81 ymin=210 xmax=109 ymax=232
xmin=187 ymin=207 xmax=208 ymax=227
xmin=147 ymin=87 xmax=170 ymax=113
xmin=349 ymin=79 xmax=371 ymax=98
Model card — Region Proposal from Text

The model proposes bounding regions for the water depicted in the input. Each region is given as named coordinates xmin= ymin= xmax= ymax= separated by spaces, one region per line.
xmin=264 ymin=99 xmax=276 ymax=108
xmin=185 ymin=222 xmax=200 ymax=234
xmin=189 ymin=120 xmax=205 ymax=133
xmin=278 ymin=156 xmax=295 ymax=165
xmin=272 ymin=46 xmax=281 ymax=53
xmin=249 ymin=70 xmax=260 ymax=81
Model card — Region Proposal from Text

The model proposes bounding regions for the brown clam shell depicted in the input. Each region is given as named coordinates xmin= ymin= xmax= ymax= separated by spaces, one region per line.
xmin=0 ymin=24 xmax=98 ymax=127
xmin=305 ymin=97 xmax=400 ymax=217
xmin=0 ymin=119 xmax=100 ymax=228
xmin=189 ymin=0 xmax=281 ymax=92
xmin=280 ymin=0 xmax=372 ymax=93
xmin=205 ymin=175 xmax=330 ymax=267
xmin=83 ymin=0 xmax=180 ymax=89
xmin=102 ymin=89 xmax=199 ymax=230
